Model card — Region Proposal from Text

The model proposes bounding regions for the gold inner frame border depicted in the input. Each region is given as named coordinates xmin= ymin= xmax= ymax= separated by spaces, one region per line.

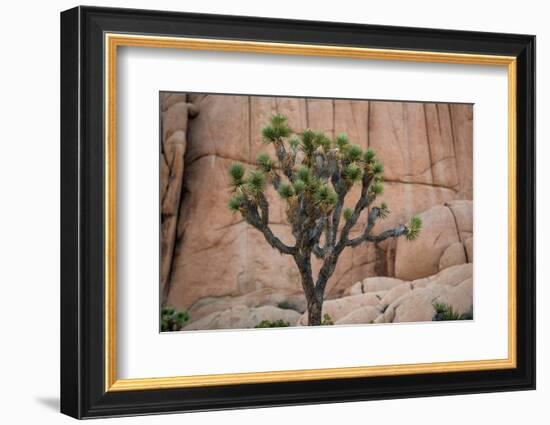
xmin=104 ymin=33 xmax=517 ymax=392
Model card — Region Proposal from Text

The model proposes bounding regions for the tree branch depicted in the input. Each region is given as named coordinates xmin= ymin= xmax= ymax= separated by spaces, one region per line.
xmin=347 ymin=223 xmax=408 ymax=246
xmin=336 ymin=173 xmax=373 ymax=250
xmin=315 ymin=252 xmax=337 ymax=295
xmin=270 ymin=170 xmax=282 ymax=191
xmin=328 ymin=188 xmax=346 ymax=248
xmin=274 ymin=140 xmax=294 ymax=181
xmin=242 ymin=200 xmax=296 ymax=255
xmin=294 ymin=253 xmax=315 ymax=301
xmin=309 ymin=217 xmax=327 ymax=259
xmin=309 ymin=217 xmax=326 ymax=245
xmin=312 ymin=244 xmax=326 ymax=259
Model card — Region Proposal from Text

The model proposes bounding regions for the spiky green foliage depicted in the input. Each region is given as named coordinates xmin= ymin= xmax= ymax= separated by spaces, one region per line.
xmin=343 ymin=163 xmax=362 ymax=182
xmin=246 ymin=170 xmax=266 ymax=194
xmin=161 ymin=307 xmax=190 ymax=332
xmin=406 ymin=215 xmax=422 ymax=241
xmin=255 ymin=319 xmax=291 ymax=328
xmin=432 ymin=303 xmax=472 ymax=321
xmin=335 ymin=133 xmax=349 ymax=150
xmin=370 ymin=180 xmax=384 ymax=195
xmin=371 ymin=161 xmax=384 ymax=175
xmin=346 ymin=144 xmax=363 ymax=162
xmin=300 ymin=129 xmax=316 ymax=157
xmin=278 ymin=182 xmax=294 ymax=199
xmin=343 ymin=207 xmax=353 ymax=221
xmin=292 ymin=179 xmax=306 ymax=194
xmin=228 ymin=193 xmax=246 ymax=212
xmin=296 ymin=165 xmax=312 ymax=183
xmin=314 ymin=132 xmax=332 ymax=152
xmin=261 ymin=114 xmax=292 ymax=143
xmin=256 ymin=152 xmax=273 ymax=172
xmin=261 ymin=126 xmax=277 ymax=142
xmin=378 ymin=202 xmax=389 ymax=219
xmin=327 ymin=190 xmax=338 ymax=205
xmin=314 ymin=184 xmax=337 ymax=206
xmin=270 ymin=113 xmax=288 ymax=127
xmin=229 ymin=162 xmax=245 ymax=186
xmin=289 ymin=137 xmax=300 ymax=150
xmin=364 ymin=148 xmax=376 ymax=163
xmin=321 ymin=313 xmax=334 ymax=326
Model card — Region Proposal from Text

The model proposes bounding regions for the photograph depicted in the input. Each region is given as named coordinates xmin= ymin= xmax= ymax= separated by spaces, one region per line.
xmin=159 ymin=93 xmax=474 ymax=331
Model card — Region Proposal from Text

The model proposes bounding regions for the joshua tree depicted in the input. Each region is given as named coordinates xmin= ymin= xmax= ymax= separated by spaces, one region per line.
xmin=227 ymin=114 xmax=422 ymax=326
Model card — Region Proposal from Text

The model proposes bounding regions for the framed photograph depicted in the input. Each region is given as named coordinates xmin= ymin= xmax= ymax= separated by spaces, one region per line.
xmin=60 ymin=6 xmax=535 ymax=419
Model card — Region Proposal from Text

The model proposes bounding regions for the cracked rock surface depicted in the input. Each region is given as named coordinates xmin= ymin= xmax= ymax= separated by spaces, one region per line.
xmin=159 ymin=94 xmax=473 ymax=328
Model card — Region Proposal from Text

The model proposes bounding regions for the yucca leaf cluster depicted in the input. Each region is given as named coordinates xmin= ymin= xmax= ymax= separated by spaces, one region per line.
xmin=406 ymin=215 xmax=423 ymax=241
xmin=227 ymin=114 xmax=390 ymax=226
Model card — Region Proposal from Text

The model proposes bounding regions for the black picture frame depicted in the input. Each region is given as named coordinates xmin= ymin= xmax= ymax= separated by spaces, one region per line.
xmin=60 ymin=5 xmax=535 ymax=419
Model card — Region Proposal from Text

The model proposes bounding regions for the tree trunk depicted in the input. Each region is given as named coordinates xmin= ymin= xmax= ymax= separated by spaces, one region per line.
xmin=307 ymin=296 xmax=323 ymax=326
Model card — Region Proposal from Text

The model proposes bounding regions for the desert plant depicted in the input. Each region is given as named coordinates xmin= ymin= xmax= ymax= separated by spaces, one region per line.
xmin=228 ymin=114 xmax=422 ymax=326
xmin=161 ymin=307 xmax=190 ymax=331
xmin=255 ymin=319 xmax=291 ymax=328
xmin=321 ymin=313 xmax=335 ymax=326
xmin=432 ymin=302 xmax=472 ymax=321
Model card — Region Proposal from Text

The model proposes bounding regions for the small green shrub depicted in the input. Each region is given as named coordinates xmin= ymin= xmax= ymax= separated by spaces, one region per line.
xmin=432 ymin=303 xmax=472 ymax=321
xmin=321 ymin=313 xmax=334 ymax=326
xmin=161 ymin=307 xmax=190 ymax=331
xmin=255 ymin=319 xmax=290 ymax=328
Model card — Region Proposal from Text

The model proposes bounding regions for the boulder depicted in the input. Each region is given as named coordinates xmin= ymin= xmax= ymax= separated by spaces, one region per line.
xmin=161 ymin=93 xmax=190 ymax=112
xmin=412 ymin=263 xmax=472 ymax=289
xmin=297 ymin=293 xmax=381 ymax=325
xmin=186 ymin=289 xmax=307 ymax=324
xmin=343 ymin=281 xmax=364 ymax=296
xmin=363 ymin=277 xmax=405 ymax=292
xmin=384 ymin=277 xmax=473 ymax=323
xmin=183 ymin=305 xmax=301 ymax=331
xmin=464 ymin=237 xmax=473 ymax=263
xmin=439 ymin=241 xmax=467 ymax=271
xmin=378 ymin=283 xmax=413 ymax=309
xmin=336 ymin=306 xmax=382 ymax=325
xmin=446 ymin=200 xmax=474 ymax=240
xmin=394 ymin=205 xmax=459 ymax=280
xmin=394 ymin=201 xmax=473 ymax=280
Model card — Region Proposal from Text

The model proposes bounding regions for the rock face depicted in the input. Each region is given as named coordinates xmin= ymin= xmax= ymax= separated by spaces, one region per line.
xmin=159 ymin=93 xmax=199 ymax=304
xmin=296 ymin=293 xmax=384 ymax=326
xmin=336 ymin=306 xmax=382 ymax=325
xmin=187 ymin=288 xmax=307 ymax=323
xmin=184 ymin=305 xmax=301 ymax=331
xmin=159 ymin=94 xmax=473 ymax=329
xmin=394 ymin=201 xmax=473 ymax=280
